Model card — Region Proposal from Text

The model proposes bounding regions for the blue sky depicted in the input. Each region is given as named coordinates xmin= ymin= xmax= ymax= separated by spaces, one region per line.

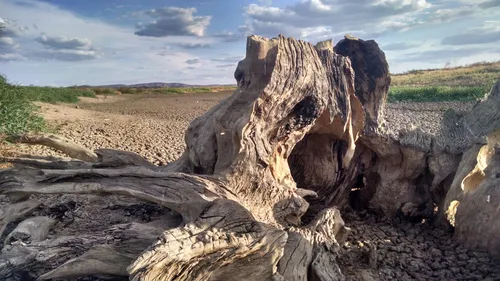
xmin=1 ymin=0 xmax=499 ymax=86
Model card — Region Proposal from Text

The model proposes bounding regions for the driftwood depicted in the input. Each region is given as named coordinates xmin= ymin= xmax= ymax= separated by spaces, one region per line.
xmin=7 ymin=134 xmax=98 ymax=162
xmin=0 ymin=34 xmax=499 ymax=280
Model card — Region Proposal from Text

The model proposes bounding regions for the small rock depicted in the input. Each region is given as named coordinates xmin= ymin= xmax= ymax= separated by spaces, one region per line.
xmin=430 ymin=248 xmax=442 ymax=258
xmin=458 ymin=253 xmax=469 ymax=261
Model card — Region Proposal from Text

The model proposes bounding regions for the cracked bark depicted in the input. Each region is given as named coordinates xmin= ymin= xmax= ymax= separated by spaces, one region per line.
xmin=0 ymin=35 xmax=361 ymax=280
xmin=1 ymin=34 xmax=499 ymax=280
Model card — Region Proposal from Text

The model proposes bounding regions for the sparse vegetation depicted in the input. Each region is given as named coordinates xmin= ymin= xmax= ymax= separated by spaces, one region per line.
xmin=0 ymin=75 xmax=46 ymax=135
xmin=387 ymin=86 xmax=488 ymax=103
xmin=388 ymin=61 xmax=499 ymax=102
xmin=93 ymin=85 xmax=237 ymax=95
xmin=1 ymin=61 xmax=498 ymax=135
xmin=0 ymin=75 xmax=96 ymax=135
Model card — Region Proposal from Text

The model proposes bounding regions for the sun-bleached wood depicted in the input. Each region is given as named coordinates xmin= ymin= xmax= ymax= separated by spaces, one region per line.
xmin=0 ymin=34 xmax=361 ymax=280
xmin=1 ymin=34 xmax=499 ymax=280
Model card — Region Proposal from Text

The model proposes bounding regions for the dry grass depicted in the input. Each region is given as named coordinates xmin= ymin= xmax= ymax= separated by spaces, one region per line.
xmin=389 ymin=61 xmax=499 ymax=102
xmin=391 ymin=61 xmax=500 ymax=87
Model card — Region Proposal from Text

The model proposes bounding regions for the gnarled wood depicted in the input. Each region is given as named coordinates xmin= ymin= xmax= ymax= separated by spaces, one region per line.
xmin=4 ymin=216 xmax=55 ymax=246
xmin=7 ymin=134 xmax=98 ymax=162
xmin=0 ymin=199 xmax=41 ymax=239
xmin=0 ymin=220 xmax=174 ymax=279
xmin=334 ymin=35 xmax=390 ymax=130
xmin=0 ymin=34 xmax=365 ymax=280
xmin=1 ymin=33 xmax=499 ymax=280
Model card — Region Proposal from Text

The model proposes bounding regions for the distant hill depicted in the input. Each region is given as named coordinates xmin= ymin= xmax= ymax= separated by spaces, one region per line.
xmin=79 ymin=82 xmax=236 ymax=89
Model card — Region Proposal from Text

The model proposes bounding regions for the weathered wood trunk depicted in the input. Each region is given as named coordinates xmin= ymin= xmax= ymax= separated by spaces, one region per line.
xmin=0 ymin=34 xmax=499 ymax=280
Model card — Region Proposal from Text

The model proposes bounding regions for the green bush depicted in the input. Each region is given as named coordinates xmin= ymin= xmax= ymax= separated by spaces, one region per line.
xmin=0 ymin=75 xmax=98 ymax=135
xmin=16 ymin=85 xmax=95 ymax=103
xmin=0 ymin=76 xmax=46 ymax=135
xmin=117 ymin=87 xmax=140 ymax=94
xmin=92 ymin=87 xmax=118 ymax=95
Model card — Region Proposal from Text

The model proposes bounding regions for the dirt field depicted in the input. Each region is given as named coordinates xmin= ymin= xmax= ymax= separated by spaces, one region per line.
xmin=1 ymin=93 xmax=499 ymax=280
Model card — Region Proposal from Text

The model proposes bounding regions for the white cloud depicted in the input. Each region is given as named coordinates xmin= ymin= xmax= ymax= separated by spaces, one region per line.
xmin=35 ymin=34 xmax=92 ymax=50
xmin=0 ymin=0 xmax=231 ymax=86
xmin=0 ymin=53 xmax=26 ymax=62
xmin=31 ymin=34 xmax=99 ymax=61
xmin=240 ymin=0 xmax=500 ymax=43
xmin=0 ymin=16 xmax=25 ymax=61
xmin=32 ymin=49 xmax=100 ymax=61
xmin=185 ymin=58 xmax=200 ymax=65
xmin=0 ymin=17 xmax=27 ymax=37
xmin=211 ymin=56 xmax=244 ymax=63
xmin=479 ymin=0 xmax=500 ymax=9
xmin=134 ymin=7 xmax=211 ymax=37
xmin=0 ymin=37 xmax=20 ymax=51
xmin=216 ymin=64 xmax=236 ymax=68
xmin=442 ymin=24 xmax=500 ymax=45
xmin=176 ymin=42 xmax=211 ymax=49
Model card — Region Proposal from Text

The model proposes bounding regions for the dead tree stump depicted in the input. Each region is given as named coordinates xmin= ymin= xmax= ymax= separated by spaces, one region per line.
xmin=0 ymin=34 xmax=499 ymax=280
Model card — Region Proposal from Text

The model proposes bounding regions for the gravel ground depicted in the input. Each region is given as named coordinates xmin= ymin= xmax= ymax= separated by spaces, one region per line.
xmin=3 ymin=93 xmax=228 ymax=165
xmin=1 ymin=93 xmax=499 ymax=280
xmin=340 ymin=210 xmax=500 ymax=280
xmin=383 ymin=101 xmax=475 ymax=136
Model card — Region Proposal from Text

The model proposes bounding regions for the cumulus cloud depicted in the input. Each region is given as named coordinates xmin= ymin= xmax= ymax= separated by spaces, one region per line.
xmin=135 ymin=7 xmax=211 ymax=37
xmin=0 ymin=53 xmax=26 ymax=62
xmin=216 ymin=64 xmax=236 ymax=68
xmin=176 ymin=42 xmax=211 ymax=49
xmin=0 ymin=17 xmax=27 ymax=38
xmin=185 ymin=59 xmax=200 ymax=65
xmin=428 ymin=7 xmax=476 ymax=23
xmin=0 ymin=17 xmax=25 ymax=60
xmin=0 ymin=37 xmax=20 ymax=52
xmin=35 ymin=34 xmax=92 ymax=50
xmin=479 ymin=0 xmax=500 ymax=9
xmin=33 ymin=34 xmax=97 ymax=61
xmin=442 ymin=25 xmax=500 ymax=45
xmin=33 ymin=49 xmax=99 ymax=61
xmin=211 ymin=56 xmax=243 ymax=63
xmin=242 ymin=0 xmax=433 ymax=40
xmin=241 ymin=0 xmax=500 ymax=42
xmin=428 ymin=0 xmax=500 ymax=23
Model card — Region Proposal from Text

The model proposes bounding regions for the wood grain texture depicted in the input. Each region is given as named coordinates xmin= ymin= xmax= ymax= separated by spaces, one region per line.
xmin=1 ymin=34 xmax=499 ymax=280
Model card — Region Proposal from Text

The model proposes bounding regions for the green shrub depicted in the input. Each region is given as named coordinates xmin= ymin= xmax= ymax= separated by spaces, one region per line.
xmin=93 ymin=87 xmax=118 ymax=95
xmin=117 ymin=87 xmax=139 ymax=94
xmin=15 ymin=85 xmax=95 ymax=103
xmin=0 ymin=76 xmax=46 ymax=135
